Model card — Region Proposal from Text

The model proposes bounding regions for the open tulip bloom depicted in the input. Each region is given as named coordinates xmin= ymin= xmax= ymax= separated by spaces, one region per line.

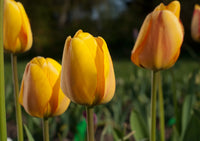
xmin=19 ymin=57 xmax=70 ymax=141
xmin=131 ymin=1 xmax=184 ymax=141
xmin=61 ymin=30 xmax=116 ymax=141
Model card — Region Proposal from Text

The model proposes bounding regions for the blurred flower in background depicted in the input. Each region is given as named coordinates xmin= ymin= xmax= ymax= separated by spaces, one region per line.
xmin=191 ymin=4 xmax=200 ymax=42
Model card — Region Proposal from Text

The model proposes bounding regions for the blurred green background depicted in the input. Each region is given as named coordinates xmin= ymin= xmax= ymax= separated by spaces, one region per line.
xmin=4 ymin=0 xmax=200 ymax=141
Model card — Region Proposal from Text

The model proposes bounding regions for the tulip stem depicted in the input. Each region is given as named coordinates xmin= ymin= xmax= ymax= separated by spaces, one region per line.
xmin=158 ymin=72 xmax=165 ymax=141
xmin=150 ymin=71 xmax=159 ymax=141
xmin=11 ymin=54 xmax=24 ymax=141
xmin=0 ymin=0 xmax=7 ymax=140
xmin=86 ymin=106 xmax=95 ymax=141
xmin=43 ymin=118 xmax=49 ymax=141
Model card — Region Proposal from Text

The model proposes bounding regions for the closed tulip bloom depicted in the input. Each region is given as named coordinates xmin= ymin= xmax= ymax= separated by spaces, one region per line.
xmin=131 ymin=1 xmax=184 ymax=71
xmin=19 ymin=57 xmax=70 ymax=118
xmin=3 ymin=0 xmax=32 ymax=54
xmin=61 ymin=30 xmax=115 ymax=107
xmin=191 ymin=4 xmax=200 ymax=42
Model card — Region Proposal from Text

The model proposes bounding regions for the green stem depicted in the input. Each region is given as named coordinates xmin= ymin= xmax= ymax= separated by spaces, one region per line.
xmin=11 ymin=54 xmax=24 ymax=141
xmin=158 ymin=72 xmax=165 ymax=141
xmin=150 ymin=71 xmax=159 ymax=141
xmin=42 ymin=118 xmax=49 ymax=141
xmin=86 ymin=106 xmax=95 ymax=141
xmin=0 ymin=0 xmax=7 ymax=140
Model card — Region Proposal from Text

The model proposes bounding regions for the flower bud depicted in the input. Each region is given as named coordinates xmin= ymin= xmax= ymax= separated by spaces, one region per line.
xmin=19 ymin=57 xmax=70 ymax=118
xmin=61 ymin=30 xmax=115 ymax=106
xmin=191 ymin=4 xmax=200 ymax=42
xmin=131 ymin=1 xmax=184 ymax=71
xmin=3 ymin=0 xmax=32 ymax=54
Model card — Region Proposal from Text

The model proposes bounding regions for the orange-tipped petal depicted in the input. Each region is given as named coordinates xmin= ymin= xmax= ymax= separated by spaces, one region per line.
xmin=131 ymin=1 xmax=183 ymax=71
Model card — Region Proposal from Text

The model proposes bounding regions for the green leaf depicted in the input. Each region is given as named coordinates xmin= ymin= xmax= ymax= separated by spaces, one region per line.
xmin=181 ymin=95 xmax=196 ymax=140
xmin=130 ymin=109 xmax=148 ymax=141
xmin=182 ymin=113 xmax=200 ymax=141
xmin=24 ymin=124 xmax=35 ymax=141
xmin=171 ymin=126 xmax=180 ymax=141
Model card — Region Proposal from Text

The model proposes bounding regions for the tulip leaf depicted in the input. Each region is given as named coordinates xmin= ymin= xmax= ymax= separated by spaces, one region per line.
xmin=24 ymin=124 xmax=35 ymax=141
xmin=130 ymin=109 xmax=148 ymax=141
xmin=181 ymin=94 xmax=196 ymax=140
xmin=182 ymin=113 xmax=200 ymax=141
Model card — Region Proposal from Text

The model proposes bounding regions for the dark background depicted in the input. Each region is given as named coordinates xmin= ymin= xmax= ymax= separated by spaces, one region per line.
xmin=5 ymin=0 xmax=200 ymax=61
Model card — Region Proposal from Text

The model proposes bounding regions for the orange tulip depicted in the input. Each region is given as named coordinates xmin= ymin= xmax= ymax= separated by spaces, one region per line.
xmin=19 ymin=57 xmax=70 ymax=118
xmin=61 ymin=30 xmax=115 ymax=106
xmin=131 ymin=1 xmax=184 ymax=71
xmin=3 ymin=0 xmax=32 ymax=54
xmin=191 ymin=4 xmax=200 ymax=42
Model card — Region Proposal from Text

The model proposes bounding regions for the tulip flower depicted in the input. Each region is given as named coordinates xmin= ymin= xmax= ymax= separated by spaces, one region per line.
xmin=131 ymin=1 xmax=184 ymax=71
xmin=19 ymin=57 xmax=70 ymax=118
xmin=191 ymin=4 xmax=200 ymax=42
xmin=3 ymin=0 xmax=32 ymax=54
xmin=61 ymin=30 xmax=115 ymax=107
xmin=61 ymin=30 xmax=115 ymax=141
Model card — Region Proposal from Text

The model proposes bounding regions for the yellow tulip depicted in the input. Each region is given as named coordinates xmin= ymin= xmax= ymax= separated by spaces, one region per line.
xmin=19 ymin=57 xmax=70 ymax=118
xmin=131 ymin=1 xmax=184 ymax=71
xmin=191 ymin=4 xmax=200 ymax=42
xmin=61 ymin=30 xmax=115 ymax=106
xmin=3 ymin=0 xmax=32 ymax=54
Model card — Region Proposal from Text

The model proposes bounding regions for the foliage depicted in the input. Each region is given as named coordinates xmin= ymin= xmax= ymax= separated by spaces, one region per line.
xmin=4 ymin=58 xmax=200 ymax=141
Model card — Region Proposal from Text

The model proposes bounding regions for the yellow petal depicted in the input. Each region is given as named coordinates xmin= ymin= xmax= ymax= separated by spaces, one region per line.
xmin=166 ymin=1 xmax=180 ymax=18
xmin=21 ymin=62 xmax=52 ymax=118
xmin=75 ymin=30 xmax=98 ymax=59
xmin=3 ymin=0 xmax=22 ymax=52
xmin=19 ymin=79 xmax=24 ymax=105
xmin=96 ymin=37 xmax=115 ymax=104
xmin=46 ymin=58 xmax=61 ymax=87
xmin=50 ymin=73 xmax=70 ymax=116
xmin=153 ymin=1 xmax=180 ymax=18
xmin=61 ymin=37 xmax=97 ymax=106
xmin=92 ymin=37 xmax=105 ymax=104
xmin=16 ymin=2 xmax=33 ymax=52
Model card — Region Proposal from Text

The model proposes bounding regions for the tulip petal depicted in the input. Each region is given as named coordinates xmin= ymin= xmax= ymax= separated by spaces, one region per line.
xmin=92 ymin=37 xmax=105 ymax=104
xmin=16 ymin=2 xmax=33 ymax=52
xmin=61 ymin=38 xmax=97 ymax=106
xmin=166 ymin=1 xmax=180 ymax=18
xmin=21 ymin=63 xmax=52 ymax=118
xmin=191 ymin=4 xmax=200 ymax=42
xmin=131 ymin=10 xmax=183 ymax=70
xmin=19 ymin=79 xmax=24 ymax=105
xmin=96 ymin=37 xmax=115 ymax=104
xmin=75 ymin=30 xmax=98 ymax=59
xmin=3 ymin=0 xmax=22 ymax=52
xmin=50 ymin=73 xmax=70 ymax=116
xmin=46 ymin=58 xmax=61 ymax=87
